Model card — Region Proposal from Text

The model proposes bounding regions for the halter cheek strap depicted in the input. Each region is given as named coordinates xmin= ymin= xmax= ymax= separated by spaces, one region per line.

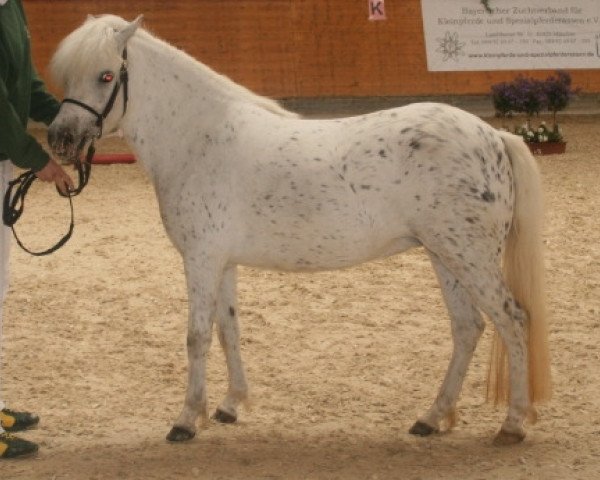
xmin=61 ymin=48 xmax=129 ymax=138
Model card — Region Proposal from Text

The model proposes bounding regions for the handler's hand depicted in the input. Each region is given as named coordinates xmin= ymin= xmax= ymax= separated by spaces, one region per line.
xmin=36 ymin=158 xmax=75 ymax=195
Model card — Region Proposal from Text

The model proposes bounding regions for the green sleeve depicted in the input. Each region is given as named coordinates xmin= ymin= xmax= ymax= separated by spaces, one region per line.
xmin=0 ymin=60 xmax=50 ymax=171
xmin=18 ymin=0 xmax=59 ymax=125
xmin=29 ymin=66 xmax=60 ymax=125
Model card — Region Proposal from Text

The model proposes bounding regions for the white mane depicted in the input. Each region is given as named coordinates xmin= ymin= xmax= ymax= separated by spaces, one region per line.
xmin=51 ymin=15 xmax=297 ymax=118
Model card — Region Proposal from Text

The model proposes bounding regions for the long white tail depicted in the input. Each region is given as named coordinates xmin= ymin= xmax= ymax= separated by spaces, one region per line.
xmin=487 ymin=132 xmax=552 ymax=405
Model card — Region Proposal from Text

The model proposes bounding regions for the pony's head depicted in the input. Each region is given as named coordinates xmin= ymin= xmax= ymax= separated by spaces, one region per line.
xmin=48 ymin=14 xmax=143 ymax=160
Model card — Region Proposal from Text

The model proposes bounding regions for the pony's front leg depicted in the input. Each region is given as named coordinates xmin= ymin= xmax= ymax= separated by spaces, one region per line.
xmin=167 ymin=258 xmax=223 ymax=442
xmin=212 ymin=266 xmax=249 ymax=423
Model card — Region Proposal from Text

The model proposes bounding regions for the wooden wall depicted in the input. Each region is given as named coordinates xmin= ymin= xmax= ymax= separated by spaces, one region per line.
xmin=24 ymin=0 xmax=600 ymax=98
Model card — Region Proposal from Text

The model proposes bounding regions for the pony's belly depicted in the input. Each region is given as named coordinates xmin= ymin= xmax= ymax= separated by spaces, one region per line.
xmin=234 ymin=235 xmax=421 ymax=272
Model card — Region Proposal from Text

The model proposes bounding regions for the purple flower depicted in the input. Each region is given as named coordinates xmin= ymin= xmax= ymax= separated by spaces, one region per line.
xmin=544 ymin=71 xmax=577 ymax=115
xmin=491 ymin=71 xmax=575 ymax=143
xmin=491 ymin=71 xmax=577 ymax=118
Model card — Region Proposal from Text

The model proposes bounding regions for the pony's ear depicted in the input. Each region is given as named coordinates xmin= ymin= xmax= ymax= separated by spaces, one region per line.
xmin=115 ymin=14 xmax=144 ymax=51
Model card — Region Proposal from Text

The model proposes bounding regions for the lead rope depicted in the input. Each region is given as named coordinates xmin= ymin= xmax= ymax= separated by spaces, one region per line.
xmin=2 ymin=143 xmax=94 ymax=256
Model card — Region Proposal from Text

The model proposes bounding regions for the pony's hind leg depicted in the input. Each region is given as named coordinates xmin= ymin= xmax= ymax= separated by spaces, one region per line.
xmin=212 ymin=266 xmax=249 ymax=423
xmin=410 ymin=252 xmax=485 ymax=437
xmin=426 ymin=244 xmax=530 ymax=444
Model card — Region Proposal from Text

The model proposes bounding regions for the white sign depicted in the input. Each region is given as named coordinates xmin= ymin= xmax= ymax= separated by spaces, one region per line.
xmin=421 ymin=0 xmax=600 ymax=71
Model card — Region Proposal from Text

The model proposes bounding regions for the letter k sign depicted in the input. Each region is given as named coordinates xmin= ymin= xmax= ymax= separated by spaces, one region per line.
xmin=369 ymin=0 xmax=386 ymax=21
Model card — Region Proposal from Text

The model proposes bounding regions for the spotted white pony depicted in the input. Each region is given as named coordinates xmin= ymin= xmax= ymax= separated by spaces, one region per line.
xmin=48 ymin=15 xmax=551 ymax=445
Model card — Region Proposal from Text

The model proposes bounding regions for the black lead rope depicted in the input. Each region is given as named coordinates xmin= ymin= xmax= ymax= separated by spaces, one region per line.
xmin=2 ymin=143 xmax=94 ymax=256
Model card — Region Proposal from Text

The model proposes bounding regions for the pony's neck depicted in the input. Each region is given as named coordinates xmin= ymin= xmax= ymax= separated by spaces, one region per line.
xmin=118 ymin=34 xmax=227 ymax=176
xmin=123 ymin=33 xmax=232 ymax=127
xmin=118 ymin=31 xmax=293 ymax=179
xmin=121 ymin=30 xmax=293 ymax=131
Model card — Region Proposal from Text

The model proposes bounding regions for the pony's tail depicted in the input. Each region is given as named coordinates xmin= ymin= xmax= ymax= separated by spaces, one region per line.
xmin=486 ymin=132 xmax=552 ymax=406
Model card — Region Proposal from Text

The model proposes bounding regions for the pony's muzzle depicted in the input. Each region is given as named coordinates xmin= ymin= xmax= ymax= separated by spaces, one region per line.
xmin=48 ymin=125 xmax=75 ymax=160
xmin=48 ymin=121 xmax=91 ymax=162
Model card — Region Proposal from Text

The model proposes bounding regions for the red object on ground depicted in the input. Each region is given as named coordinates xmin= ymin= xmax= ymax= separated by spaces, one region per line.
xmin=91 ymin=153 xmax=136 ymax=164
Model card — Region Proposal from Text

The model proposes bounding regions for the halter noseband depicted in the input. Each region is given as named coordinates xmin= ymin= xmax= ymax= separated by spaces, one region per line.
xmin=61 ymin=48 xmax=129 ymax=138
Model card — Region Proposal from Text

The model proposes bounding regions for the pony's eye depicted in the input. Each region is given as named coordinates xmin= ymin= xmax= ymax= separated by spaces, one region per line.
xmin=100 ymin=71 xmax=114 ymax=83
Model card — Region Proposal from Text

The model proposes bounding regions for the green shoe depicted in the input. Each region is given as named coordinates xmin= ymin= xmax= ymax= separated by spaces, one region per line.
xmin=0 ymin=409 xmax=40 ymax=432
xmin=0 ymin=432 xmax=39 ymax=459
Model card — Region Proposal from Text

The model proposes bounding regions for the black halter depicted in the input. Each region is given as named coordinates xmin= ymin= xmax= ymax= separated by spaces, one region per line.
xmin=62 ymin=48 xmax=129 ymax=138
xmin=2 ymin=49 xmax=129 ymax=256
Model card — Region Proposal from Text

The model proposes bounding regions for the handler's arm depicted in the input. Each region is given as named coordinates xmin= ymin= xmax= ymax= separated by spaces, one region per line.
xmin=27 ymin=68 xmax=73 ymax=193
xmin=1 ymin=54 xmax=72 ymax=194
xmin=29 ymin=66 xmax=60 ymax=126
xmin=0 ymin=54 xmax=51 ymax=171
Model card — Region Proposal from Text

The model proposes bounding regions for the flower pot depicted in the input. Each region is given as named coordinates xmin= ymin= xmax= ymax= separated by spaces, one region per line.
xmin=527 ymin=141 xmax=566 ymax=155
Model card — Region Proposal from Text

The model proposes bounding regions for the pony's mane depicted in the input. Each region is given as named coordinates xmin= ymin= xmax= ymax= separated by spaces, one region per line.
xmin=51 ymin=15 xmax=297 ymax=118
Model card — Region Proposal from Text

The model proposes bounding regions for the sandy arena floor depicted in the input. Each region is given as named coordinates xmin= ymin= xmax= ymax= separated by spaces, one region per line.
xmin=1 ymin=114 xmax=599 ymax=479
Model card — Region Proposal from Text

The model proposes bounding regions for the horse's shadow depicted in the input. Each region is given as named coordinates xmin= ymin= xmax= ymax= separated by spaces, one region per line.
xmin=27 ymin=426 xmax=541 ymax=479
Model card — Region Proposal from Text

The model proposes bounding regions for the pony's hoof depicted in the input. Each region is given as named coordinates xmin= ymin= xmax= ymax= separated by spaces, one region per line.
xmin=212 ymin=408 xmax=237 ymax=424
xmin=409 ymin=421 xmax=439 ymax=437
xmin=166 ymin=426 xmax=196 ymax=442
xmin=493 ymin=429 xmax=525 ymax=446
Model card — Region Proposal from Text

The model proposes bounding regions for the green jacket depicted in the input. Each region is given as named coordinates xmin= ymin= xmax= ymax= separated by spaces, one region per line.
xmin=0 ymin=0 xmax=60 ymax=171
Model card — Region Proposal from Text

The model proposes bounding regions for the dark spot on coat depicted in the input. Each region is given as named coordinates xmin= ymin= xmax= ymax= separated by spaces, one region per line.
xmin=481 ymin=190 xmax=496 ymax=202
xmin=229 ymin=306 xmax=236 ymax=316
xmin=446 ymin=236 xmax=458 ymax=246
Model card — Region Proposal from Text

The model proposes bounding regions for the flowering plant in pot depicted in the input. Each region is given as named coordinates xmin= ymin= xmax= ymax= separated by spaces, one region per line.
xmin=491 ymin=71 xmax=576 ymax=155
